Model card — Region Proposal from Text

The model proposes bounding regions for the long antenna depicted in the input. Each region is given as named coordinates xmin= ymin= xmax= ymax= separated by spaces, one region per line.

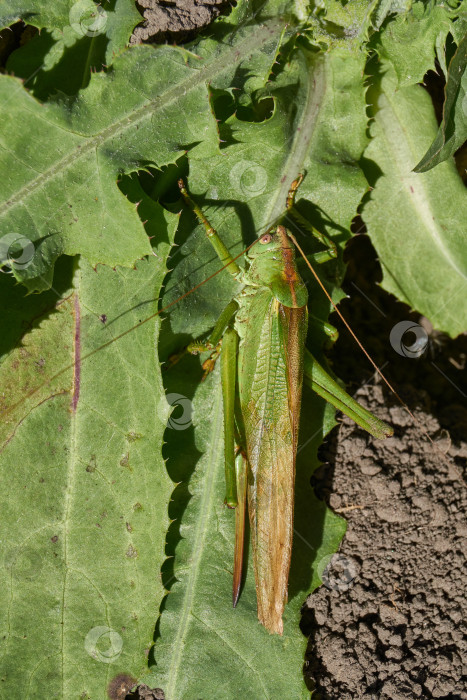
xmin=288 ymin=231 xmax=446 ymax=456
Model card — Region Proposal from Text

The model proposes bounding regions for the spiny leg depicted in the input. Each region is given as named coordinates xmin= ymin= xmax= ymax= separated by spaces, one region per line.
xmin=178 ymin=179 xmax=241 ymax=278
xmin=303 ymin=349 xmax=393 ymax=439
xmin=219 ymin=324 xmax=247 ymax=606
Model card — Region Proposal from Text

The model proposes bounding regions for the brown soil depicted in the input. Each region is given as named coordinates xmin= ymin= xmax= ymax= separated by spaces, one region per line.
xmin=127 ymin=685 xmax=165 ymax=699
xmin=304 ymin=231 xmax=467 ymax=699
xmin=131 ymin=0 xmax=231 ymax=44
xmin=307 ymin=385 xmax=467 ymax=700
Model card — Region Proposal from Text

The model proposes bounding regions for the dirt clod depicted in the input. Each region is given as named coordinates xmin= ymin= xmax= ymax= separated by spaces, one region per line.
xmin=131 ymin=0 xmax=230 ymax=44
xmin=307 ymin=386 xmax=467 ymax=700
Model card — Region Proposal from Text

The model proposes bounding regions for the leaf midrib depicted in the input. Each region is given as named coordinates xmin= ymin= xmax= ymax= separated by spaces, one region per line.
xmin=166 ymin=378 xmax=225 ymax=697
xmin=263 ymin=50 xmax=327 ymax=230
xmin=0 ymin=17 xmax=284 ymax=218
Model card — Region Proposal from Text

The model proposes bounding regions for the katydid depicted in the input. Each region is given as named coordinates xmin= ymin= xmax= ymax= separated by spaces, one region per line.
xmin=177 ymin=176 xmax=393 ymax=635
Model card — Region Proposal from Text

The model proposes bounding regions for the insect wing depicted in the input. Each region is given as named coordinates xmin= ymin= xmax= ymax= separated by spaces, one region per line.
xmin=237 ymin=290 xmax=307 ymax=633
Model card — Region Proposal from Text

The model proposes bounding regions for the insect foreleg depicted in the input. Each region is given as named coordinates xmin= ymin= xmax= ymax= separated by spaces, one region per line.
xmin=209 ymin=300 xmax=239 ymax=347
xmin=186 ymin=300 xmax=239 ymax=378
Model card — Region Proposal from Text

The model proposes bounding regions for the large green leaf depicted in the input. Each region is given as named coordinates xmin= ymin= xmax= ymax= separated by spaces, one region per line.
xmin=371 ymin=0 xmax=412 ymax=30
xmin=303 ymin=0 xmax=392 ymax=49
xmin=0 ymin=0 xmax=140 ymax=39
xmin=376 ymin=1 xmax=452 ymax=86
xmin=0 ymin=0 xmax=73 ymax=28
xmin=163 ymin=46 xmax=369 ymax=343
xmin=141 ymin=358 xmax=345 ymax=699
xmin=2 ymin=2 xmax=432 ymax=696
xmin=0 ymin=13 xmax=288 ymax=292
xmin=414 ymin=31 xmax=467 ymax=172
xmin=0 ymin=206 xmax=177 ymax=697
xmin=362 ymin=64 xmax=467 ymax=337
xmin=6 ymin=0 xmax=143 ymax=96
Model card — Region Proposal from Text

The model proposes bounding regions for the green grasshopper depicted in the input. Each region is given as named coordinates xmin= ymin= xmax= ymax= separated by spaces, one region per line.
xmin=177 ymin=175 xmax=392 ymax=635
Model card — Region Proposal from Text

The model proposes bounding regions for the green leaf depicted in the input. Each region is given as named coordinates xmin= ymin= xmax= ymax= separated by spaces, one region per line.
xmin=371 ymin=0 xmax=412 ymax=31
xmin=164 ymin=47 xmax=369 ymax=341
xmin=0 ymin=14 xmax=288 ymax=292
xmin=0 ymin=205 xmax=177 ymax=696
xmin=414 ymin=31 xmax=467 ymax=172
xmin=376 ymin=1 xmax=452 ymax=86
xmin=362 ymin=64 xmax=467 ymax=337
xmin=0 ymin=0 xmax=140 ymax=41
xmin=303 ymin=0 xmax=380 ymax=49
xmin=6 ymin=0 xmax=143 ymax=97
xmin=450 ymin=1 xmax=467 ymax=44
xmin=0 ymin=0 xmax=71 ymax=29
xmin=141 ymin=360 xmax=345 ymax=699
xmin=0 ymin=3 xmax=409 ymax=695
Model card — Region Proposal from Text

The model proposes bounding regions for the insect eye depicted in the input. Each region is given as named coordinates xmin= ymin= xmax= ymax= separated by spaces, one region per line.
xmin=259 ymin=234 xmax=272 ymax=244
